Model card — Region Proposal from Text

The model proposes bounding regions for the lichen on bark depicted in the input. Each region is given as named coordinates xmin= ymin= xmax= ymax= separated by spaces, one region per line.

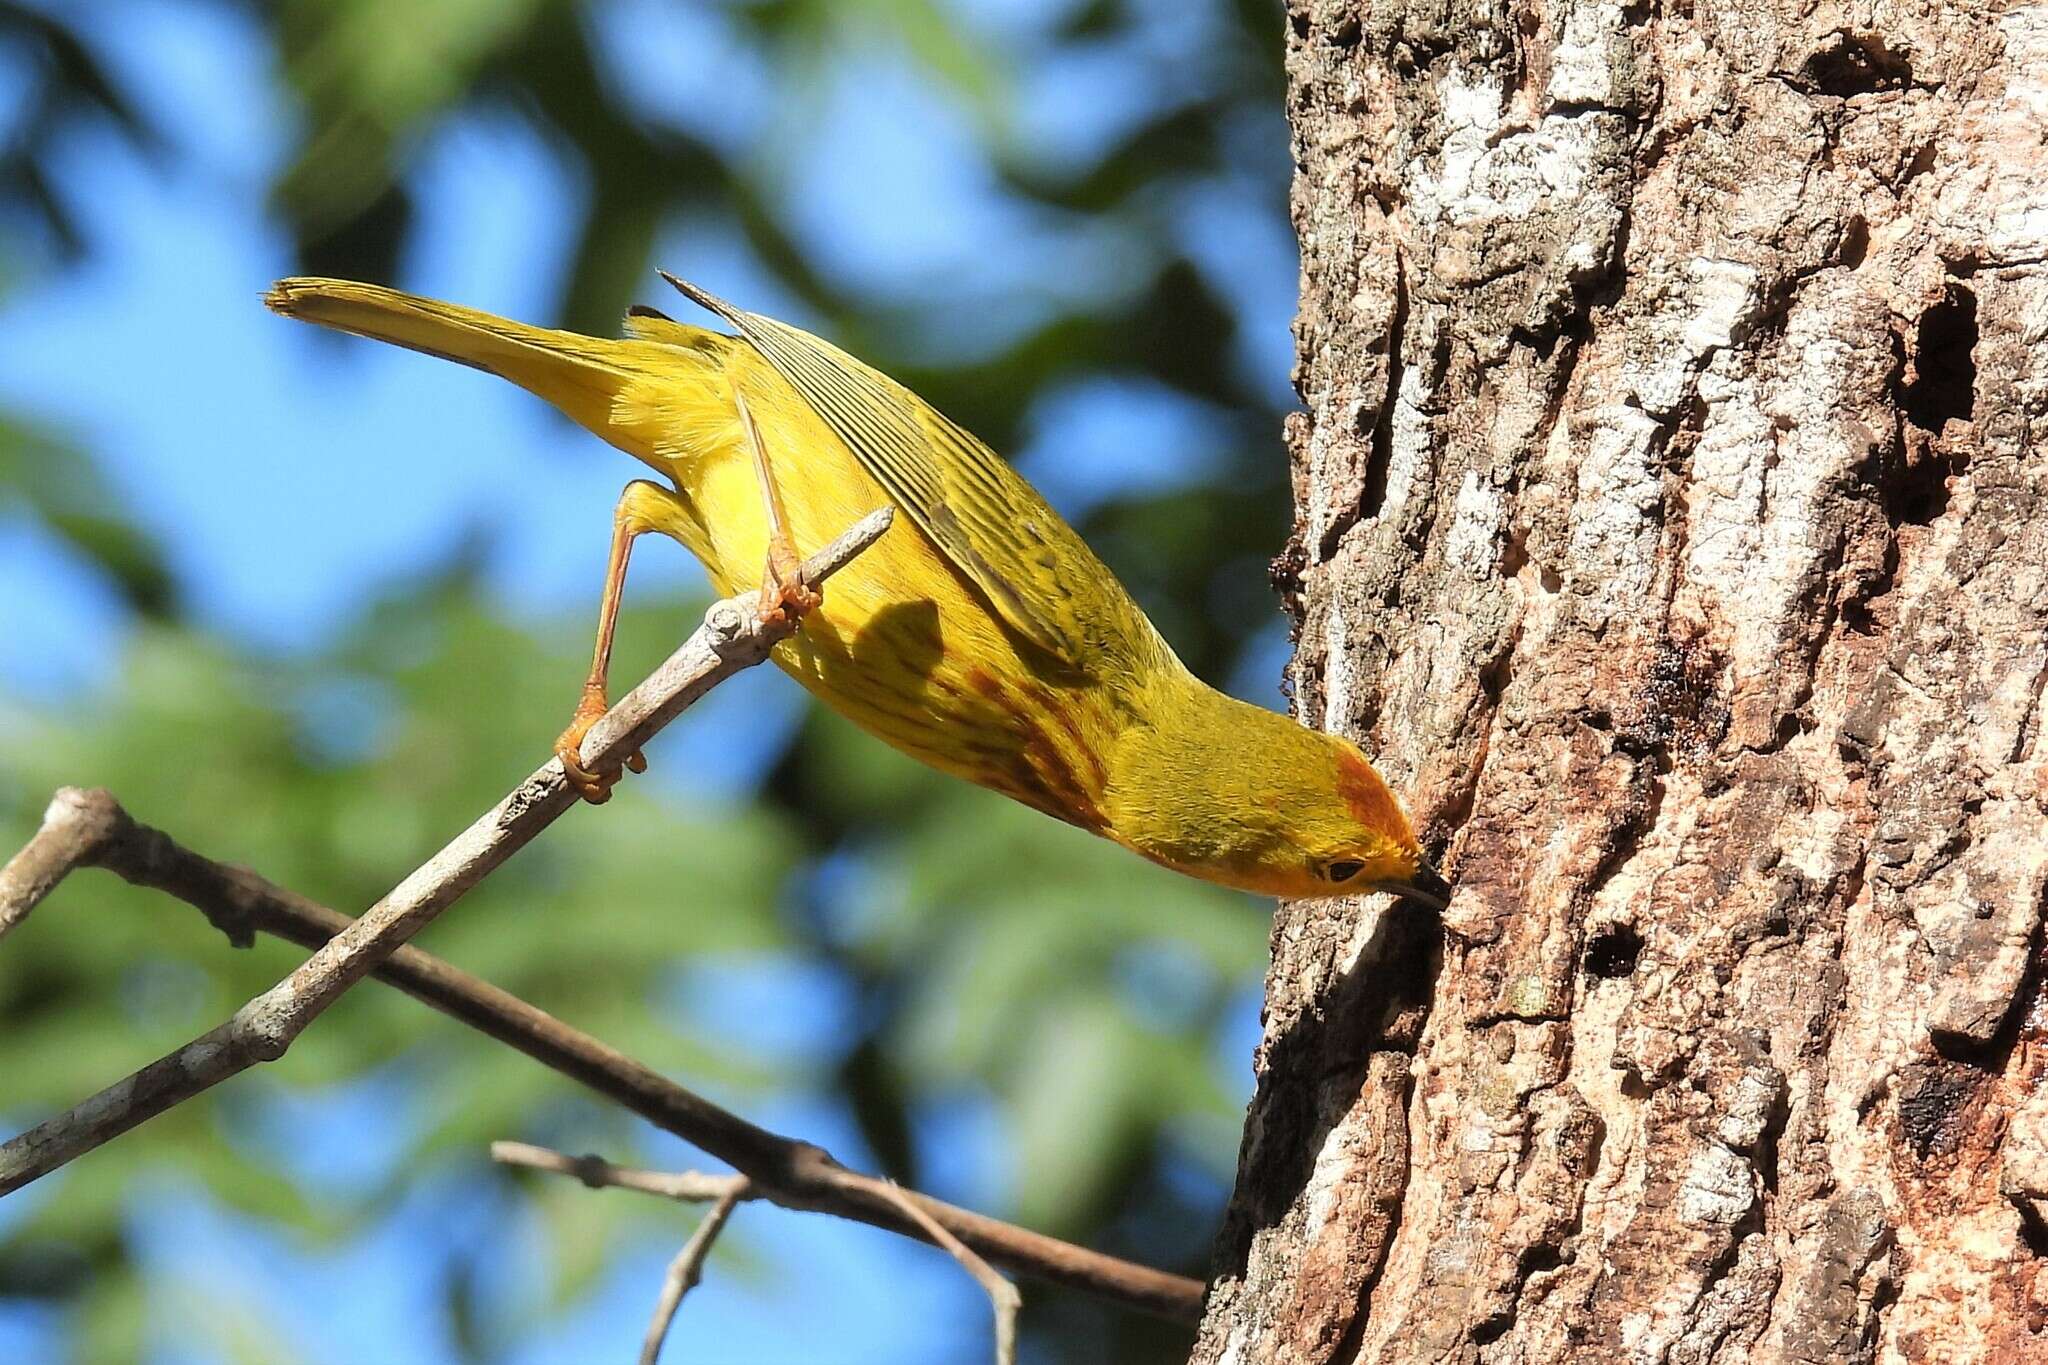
xmin=1197 ymin=0 xmax=2048 ymax=1360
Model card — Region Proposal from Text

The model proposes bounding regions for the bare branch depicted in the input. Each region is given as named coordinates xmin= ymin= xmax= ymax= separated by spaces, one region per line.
xmin=493 ymin=1144 xmax=1022 ymax=1364
xmin=876 ymin=1179 xmax=1022 ymax=1365
xmin=640 ymin=1181 xmax=748 ymax=1365
xmin=491 ymin=1143 xmax=756 ymax=1361
xmin=489 ymin=1141 xmax=748 ymax=1203
xmin=491 ymin=1145 xmax=759 ymax=1363
xmin=0 ymin=788 xmax=119 ymax=941
xmin=0 ymin=792 xmax=1204 ymax=1322
xmin=0 ymin=508 xmax=894 ymax=1196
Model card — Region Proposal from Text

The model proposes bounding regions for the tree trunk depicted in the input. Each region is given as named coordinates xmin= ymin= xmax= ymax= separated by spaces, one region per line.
xmin=1193 ymin=0 xmax=2048 ymax=1360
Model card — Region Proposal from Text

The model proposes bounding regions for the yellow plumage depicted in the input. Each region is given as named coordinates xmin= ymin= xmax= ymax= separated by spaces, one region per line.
xmin=264 ymin=275 xmax=1442 ymax=903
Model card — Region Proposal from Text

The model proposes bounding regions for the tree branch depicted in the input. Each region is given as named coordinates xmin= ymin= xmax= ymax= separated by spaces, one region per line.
xmin=490 ymin=1141 xmax=752 ymax=1203
xmin=0 ymin=509 xmax=893 ymax=1193
xmin=640 ymin=1180 xmax=749 ymax=1365
xmin=877 ymin=1178 xmax=1022 ymax=1365
xmin=493 ymin=1143 xmax=1021 ymax=1365
xmin=0 ymin=794 xmax=1204 ymax=1319
xmin=1 ymin=787 xmax=124 ymax=942
xmin=489 ymin=1144 xmax=756 ymax=1365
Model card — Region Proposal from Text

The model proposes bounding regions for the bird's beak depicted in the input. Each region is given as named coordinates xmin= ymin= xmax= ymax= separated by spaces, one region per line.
xmin=1376 ymin=856 xmax=1451 ymax=910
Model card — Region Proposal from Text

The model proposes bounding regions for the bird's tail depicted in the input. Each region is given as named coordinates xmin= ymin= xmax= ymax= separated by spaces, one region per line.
xmin=264 ymin=277 xmax=727 ymax=468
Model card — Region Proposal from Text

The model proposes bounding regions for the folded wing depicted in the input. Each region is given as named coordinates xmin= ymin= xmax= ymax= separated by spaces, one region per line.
xmin=664 ymin=274 xmax=1165 ymax=685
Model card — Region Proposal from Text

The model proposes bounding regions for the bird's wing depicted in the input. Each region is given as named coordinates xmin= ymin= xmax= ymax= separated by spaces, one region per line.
xmin=666 ymin=273 xmax=1156 ymax=678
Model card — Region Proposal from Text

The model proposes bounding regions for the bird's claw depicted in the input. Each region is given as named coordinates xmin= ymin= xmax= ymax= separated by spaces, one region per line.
xmin=756 ymin=544 xmax=821 ymax=627
xmin=756 ymin=578 xmax=822 ymax=628
xmin=553 ymin=686 xmax=645 ymax=804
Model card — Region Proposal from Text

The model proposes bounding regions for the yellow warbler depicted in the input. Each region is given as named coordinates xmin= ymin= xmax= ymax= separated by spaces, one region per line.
xmin=265 ymin=275 xmax=1444 ymax=904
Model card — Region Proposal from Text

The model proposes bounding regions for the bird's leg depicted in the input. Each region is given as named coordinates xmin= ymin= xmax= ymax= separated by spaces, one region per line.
xmin=554 ymin=479 xmax=689 ymax=804
xmin=735 ymin=389 xmax=821 ymax=627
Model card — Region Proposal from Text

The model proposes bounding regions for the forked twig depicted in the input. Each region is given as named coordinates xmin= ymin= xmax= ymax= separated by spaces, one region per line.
xmin=0 ymin=788 xmax=1202 ymax=1322
xmin=0 ymin=509 xmax=893 ymax=1195
xmin=492 ymin=1143 xmax=758 ymax=1365
xmin=496 ymin=1143 xmax=1023 ymax=1365
xmin=876 ymin=1179 xmax=1022 ymax=1365
xmin=1 ymin=495 xmax=1209 ymax=1344
xmin=640 ymin=1180 xmax=749 ymax=1365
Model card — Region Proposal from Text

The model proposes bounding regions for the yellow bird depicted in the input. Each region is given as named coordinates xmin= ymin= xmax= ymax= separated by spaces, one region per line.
xmin=265 ymin=275 xmax=1445 ymax=904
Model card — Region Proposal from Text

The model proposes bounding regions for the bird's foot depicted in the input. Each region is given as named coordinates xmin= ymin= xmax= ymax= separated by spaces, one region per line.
xmin=552 ymin=683 xmax=647 ymax=804
xmin=756 ymin=540 xmax=822 ymax=628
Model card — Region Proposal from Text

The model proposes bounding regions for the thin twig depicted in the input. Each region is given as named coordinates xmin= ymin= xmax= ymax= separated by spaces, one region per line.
xmin=0 ymin=795 xmax=1204 ymax=1322
xmin=639 ymin=1179 xmax=749 ymax=1365
xmin=489 ymin=1141 xmax=750 ymax=1203
xmin=876 ymin=1179 xmax=1022 ymax=1365
xmin=490 ymin=1145 xmax=755 ymax=1364
xmin=0 ymin=788 xmax=116 ymax=942
xmin=493 ymin=1144 xmax=1023 ymax=1364
xmin=0 ymin=509 xmax=894 ymax=1196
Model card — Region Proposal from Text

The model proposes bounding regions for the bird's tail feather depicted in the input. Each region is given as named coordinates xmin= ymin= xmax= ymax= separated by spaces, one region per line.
xmin=264 ymin=277 xmax=724 ymax=467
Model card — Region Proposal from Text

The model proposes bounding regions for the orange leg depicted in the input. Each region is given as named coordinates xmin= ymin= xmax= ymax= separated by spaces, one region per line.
xmin=554 ymin=480 xmax=690 ymax=803
xmin=734 ymin=389 xmax=821 ymax=626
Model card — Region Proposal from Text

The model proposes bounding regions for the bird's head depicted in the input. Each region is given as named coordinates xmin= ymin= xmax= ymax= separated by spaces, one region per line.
xmin=1108 ymin=703 xmax=1449 ymax=905
xmin=1240 ymin=732 xmax=1446 ymax=903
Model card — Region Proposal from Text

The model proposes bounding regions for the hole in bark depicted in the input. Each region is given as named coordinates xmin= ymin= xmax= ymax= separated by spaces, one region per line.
xmin=1500 ymin=527 xmax=1529 ymax=580
xmin=1471 ymin=1313 xmax=1513 ymax=1346
xmin=1900 ymin=285 xmax=1977 ymax=433
xmin=2019 ymin=1204 xmax=2048 ymax=1260
xmin=1584 ymin=924 xmax=1643 ymax=979
xmin=1358 ymin=263 xmax=1410 ymax=526
xmin=1896 ymin=1060 xmax=1978 ymax=1158
xmin=1480 ymin=650 xmax=1513 ymax=707
xmin=1803 ymin=32 xmax=1915 ymax=95
xmin=1838 ymin=216 xmax=1869 ymax=269
xmin=1871 ymin=1272 xmax=1902 ymax=1321
xmin=1756 ymin=1078 xmax=1789 ymax=1194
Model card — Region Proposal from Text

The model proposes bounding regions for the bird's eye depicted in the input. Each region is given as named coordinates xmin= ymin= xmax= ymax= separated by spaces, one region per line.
xmin=1323 ymin=860 xmax=1367 ymax=883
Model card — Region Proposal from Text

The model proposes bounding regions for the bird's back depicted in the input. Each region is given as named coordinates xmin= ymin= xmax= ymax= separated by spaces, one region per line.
xmin=690 ymin=343 xmax=1157 ymax=833
xmin=267 ymin=277 xmax=1175 ymax=832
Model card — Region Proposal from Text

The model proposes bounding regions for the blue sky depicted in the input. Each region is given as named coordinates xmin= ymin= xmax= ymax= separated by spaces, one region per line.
xmin=0 ymin=1 xmax=1293 ymax=1359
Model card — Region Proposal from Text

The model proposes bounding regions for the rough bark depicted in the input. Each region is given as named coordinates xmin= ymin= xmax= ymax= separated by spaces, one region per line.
xmin=1194 ymin=0 xmax=2048 ymax=1360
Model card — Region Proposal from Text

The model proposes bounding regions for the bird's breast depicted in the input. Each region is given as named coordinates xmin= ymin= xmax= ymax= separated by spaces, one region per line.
xmin=774 ymin=575 xmax=1120 ymax=835
xmin=668 ymin=369 xmax=1124 ymax=836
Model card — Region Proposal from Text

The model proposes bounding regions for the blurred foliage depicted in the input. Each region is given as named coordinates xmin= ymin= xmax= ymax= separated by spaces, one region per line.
xmin=0 ymin=0 xmax=166 ymax=261
xmin=0 ymin=415 xmax=175 ymax=617
xmin=0 ymin=0 xmax=1295 ymax=1361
